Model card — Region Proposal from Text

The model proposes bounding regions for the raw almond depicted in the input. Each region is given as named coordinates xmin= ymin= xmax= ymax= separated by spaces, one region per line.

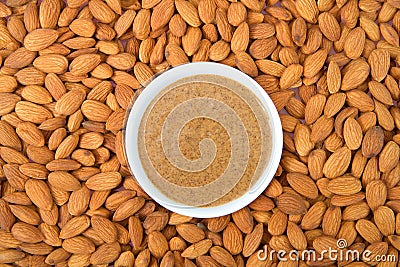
xmin=69 ymin=54 xmax=102 ymax=76
xmin=327 ymin=175 xmax=362 ymax=195
xmin=341 ymin=59 xmax=370 ymax=91
xmin=59 ymin=215 xmax=90 ymax=239
xmin=369 ymin=49 xmax=391 ymax=82
xmin=231 ymin=22 xmax=249 ymax=53
xmin=62 ymin=236 xmax=95 ymax=254
xmin=280 ymin=64 xmax=303 ymax=89
xmin=276 ymin=192 xmax=307 ymax=215
xmin=70 ymin=19 xmax=96 ymax=37
xmin=379 ymin=141 xmax=399 ymax=172
xmin=81 ymin=100 xmax=113 ymax=122
xmin=48 ymin=171 xmax=81 ymax=191
xmin=242 ymin=223 xmax=263 ymax=257
xmin=323 ymin=147 xmax=352 ymax=178
xmin=295 ymin=0 xmax=318 ymax=23
xmin=235 ymin=51 xmax=258 ymax=77
xmin=148 ymin=231 xmax=168 ymax=258
xmin=176 ymin=224 xmax=205 ymax=243
xmin=318 ymin=12 xmax=340 ymax=41
xmin=301 ymin=201 xmax=327 ymax=230
xmin=175 ymin=0 xmax=201 ymax=27
xmin=25 ymin=179 xmax=53 ymax=211
xmin=88 ymin=0 xmax=116 ymax=23
xmin=91 ymin=215 xmax=118 ymax=243
xmin=362 ymin=126 xmax=385 ymax=158
xmin=181 ymin=239 xmax=213 ymax=259
xmin=151 ymin=0 xmax=174 ymax=31
xmin=24 ymin=29 xmax=59 ymax=51
xmin=113 ymin=197 xmax=146 ymax=222
xmin=106 ymin=53 xmax=136 ymax=70
xmin=4 ymin=47 xmax=37 ymax=69
xmin=222 ymin=222 xmax=243 ymax=255
xmin=16 ymin=122 xmax=45 ymax=147
xmin=209 ymin=246 xmax=236 ymax=267
xmin=287 ymin=172 xmax=318 ymax=199
xmin=374 ymin=206 xmax=395 ymax=236
xmin=344 ymin=27 xmax=366 ymax=59
xmin=343 ymin=117 xmax=363 ymax=150
xmin=90 ymin=242 xmax=121 ymax=265
xmin=356 ymin=219 xmax=382 ymax=243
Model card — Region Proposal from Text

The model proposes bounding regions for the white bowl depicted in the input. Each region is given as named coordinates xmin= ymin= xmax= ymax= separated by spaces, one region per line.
xmin=125 ymin=62 xmax=283 ymax=218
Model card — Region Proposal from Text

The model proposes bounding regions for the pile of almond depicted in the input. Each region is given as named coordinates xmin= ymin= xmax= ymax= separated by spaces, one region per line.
xmin=0 ymin=0 xmax=400 ymax=266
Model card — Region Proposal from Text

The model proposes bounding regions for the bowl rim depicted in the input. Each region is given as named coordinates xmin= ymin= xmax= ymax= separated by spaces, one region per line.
xmin=125 ymin=62 xmax=283 ymax=218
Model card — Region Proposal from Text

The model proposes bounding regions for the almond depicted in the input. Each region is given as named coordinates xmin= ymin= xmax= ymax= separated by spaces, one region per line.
xmin=81 ymin=100 xmax=113 ymax=122
xmin=222 ymin=222 xmax=243 ymax=255
xmin=343 ymin=117 xmax=363 ymax=150
xmin=69 ymin=19 xmax=96 ymax=37
xmin=90 ymin=242 xmax=121 ymax=265
xmin=59 ymin=215 xmax=91 ymax=239
xmin=106 ymin=53 xmax=136 ymax=70
xmin=230 ymin=22 xmax=249 ymax=54
xmin=4 ymin=47 xmax=37 ymax=69
xmin=148 ymin=231 xmax=169 ymax=258
xmin=295 ymin=0 xmax=318 ymax=23
xmin=344 ymin=27 xmax=366 ymax=59
xmin=69 ymin=54 xmax=102 ymax=76
xmin=303 ymin=50 xmax=327 ymax=78
xmin=379 ymin=141 xmax=399 ymax=172
xmin=280 ymin=64 xmax=303 ymax=89
xmin=242 ymin=223 xmax=263 ymax=257
xmin=91 ymin=215 xmax=118 ymax=243
xmin=25 ymin=179 xmax=53 ymax=211
xmin=356 ymin=219 xmax=382 ymax=243
xmin=209 ymin=246 xmax=236 ymax=267
xmin=276 ymin=192 xmax=307 ymax=215
xmin=199 ymin=0 xmax=217 ymax=24
xmin=287 ymin=172 xmax=319 ymax=199
xmin=165 ymin=43 xmax=189 ymax=66
xmin=48 ymin=171 xmax=81 ymax=191
xmin=327 ymin=175 xmax=362 ymax=195
xmin=323 ymin=147 xmax=352 ymax=178
xmin=175 ymin=0 xmax=201 ymax=27
xmin=235 ymin=51 xmax=258 ymax=77
xmin=374 ymin=206 xmax=395 ymax=236
xmin=318 ymin=12 xmax=340 ymax=41
xmin=0 ymin=199 xmax=16 ymax=231
xmin=24 ymin=29 xmax=59 ymax=51
xmin=176 ymin=224 xmax=205 ymax=243
xmin=151 ymin=0 xmax=174 ymax=31
xmin=88 ymin=0 xmax=116 ymax=23
xmin=341 ymin=59 xmax=370 ymax=91
xmin=369 ymin=49 xmax=391 ymax=82
xmin=301 ymin=201 xmax=327 ymax=230
xmin=16 ymin=122 xmax=45 ymax=147
xmin=181 ymin=239 xmax=213 ymax=259
xmin=62 ymin=236 xmax=95 ymax=254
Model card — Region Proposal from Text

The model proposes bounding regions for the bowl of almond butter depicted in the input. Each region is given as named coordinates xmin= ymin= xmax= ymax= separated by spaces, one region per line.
xmin=125 ymin=62 xmax=282 ymax=218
